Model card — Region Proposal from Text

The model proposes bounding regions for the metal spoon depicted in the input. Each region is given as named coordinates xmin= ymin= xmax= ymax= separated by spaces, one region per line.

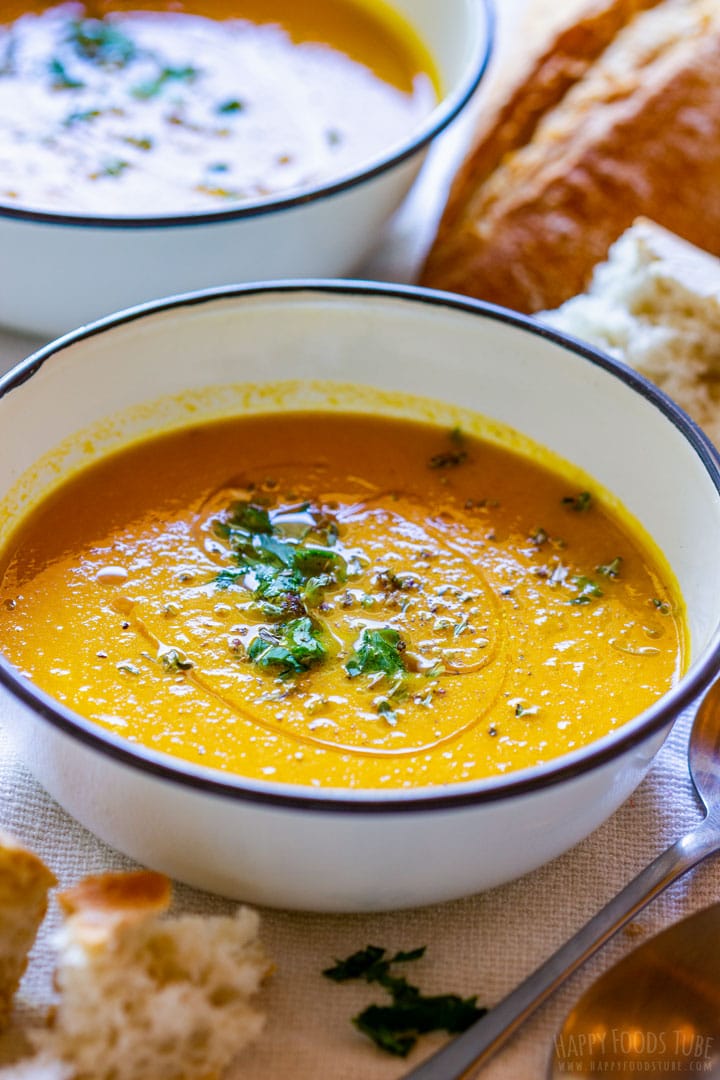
xmin=548 ymin=901 xmax=720 ymax=1078
xmin=402 ymin=680 xmax=720 ymax=1080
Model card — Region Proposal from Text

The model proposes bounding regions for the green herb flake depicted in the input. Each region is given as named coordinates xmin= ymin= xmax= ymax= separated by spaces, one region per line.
xmin=132 ymin=64 xmax=198 ymax=100
xmin=63 ymin=108 xmax=101 ymax=126
xmin=248 ymin=616 xmax=326 ymax=676
xmin=323 ymin=945 xmax=392 ymax=982
xmin=346 ymin=628 xmax=407 ymax=680
xmin=377 ymin=699 xmax=398 ymax=726
xmin=323 ymin=945 xmax=486 ymax=1058
xmin=216 ymin=98 xmax=245 ymax=114
xmin=214 ymin=567 xmax=247 ymax=590
xmin=68 ymin=19 xmax=136 ymax=66
xmin=562 ymin=491 xmax=593 ymax=512
xmin=429 ymin=449 xmax=467 ymax=469
xmin=377 ymin=569 xmax=416 ymax=592
xmin=569 ymin=575 xmax=603 ymax=605
xmin=651 ymin=597 xmax=671 ymax=615
xmin=597 ymin=557 xmax=622 ymax=578
xmin=227 ymin=500 xmax=273 ymax=534
xmin=48 ymin=57 xmax=85 ymax=90
xmin=96 ymin=159 xmax=130 ymax=178
xmin=428 ymin=427 xmax=468 ymax=469
xmin=123 ymin=135 xmax=154 ymax=151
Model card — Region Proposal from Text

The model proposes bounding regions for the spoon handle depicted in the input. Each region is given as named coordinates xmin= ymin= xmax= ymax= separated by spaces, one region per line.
xmin=402 ymin=811 xmax=720 ymax=1080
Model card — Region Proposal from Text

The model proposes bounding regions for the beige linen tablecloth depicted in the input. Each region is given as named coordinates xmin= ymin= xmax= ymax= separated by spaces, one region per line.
xmin=2 ymin=702 xmax=716 ymax=1079
xmin=2 ymin=2 xmax=719 ymax=1076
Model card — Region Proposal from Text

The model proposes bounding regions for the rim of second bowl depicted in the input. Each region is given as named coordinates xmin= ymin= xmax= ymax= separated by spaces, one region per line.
xmin=0 ymin=0 xmax=495 ymax=230
xmin=1 ymin=279 xmax=720 ymax=814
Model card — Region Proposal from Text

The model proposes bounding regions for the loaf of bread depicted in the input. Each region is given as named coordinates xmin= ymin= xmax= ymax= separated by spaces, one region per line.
xmin=0 ymin=833 xmax=56 ymax=1030
xmin=541 ymin=218 xmax=720 ymax=442
xmin=421 ymin=0 xmax=720 ymax=313
xmin=0 ymin=870 xmax=270 ymax=1080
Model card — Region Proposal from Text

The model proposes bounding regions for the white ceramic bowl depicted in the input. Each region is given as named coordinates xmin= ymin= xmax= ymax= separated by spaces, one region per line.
xmin=0 ymin=0 xmax=492 ymax=340
xmin=2 ymin=282 xmax=720 ymax=912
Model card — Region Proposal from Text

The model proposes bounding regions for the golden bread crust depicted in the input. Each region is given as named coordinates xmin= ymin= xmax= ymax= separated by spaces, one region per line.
xmin=422 ymin=0 xmax=720 ymax=313
xmin=0 ymin=833 xmax=56 ymax=1028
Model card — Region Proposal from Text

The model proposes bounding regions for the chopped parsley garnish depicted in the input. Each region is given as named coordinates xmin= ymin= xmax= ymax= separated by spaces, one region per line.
xmin=68 ymin=19 xmax=136 ymax=67
xmin=97 ymin=159 xmax=130 ymax=178
xmin=651 ymin=597 xmax=671 ymax=615
xmin=562 ymin=491 xmax=593 ymax=512
xmin=132 ymin=64 xmax=198 ymax=100
xmin=48 ymin=56 xmax=85 ymax=90
xmin=429 ymin=450 xmax=467 ymax=469
xmin=226 ymin=499 xmax=273 ymax=534
xmin=123 ymin=135 xmax=154 ymax=151
xmin=247 ymin=617 xmax=326 ymax=676
xmin=216 ymin=98 xmax=245 ymax=114
xmin=597 ymin=557 xmax=622 ymax=578
xmin=346 ymin=627 xmax=407 ymax=679
xmin=213 ymin=499 xmax=351 ymax=629
xmin=569 ymin=575 xmax=603 ymax=605
xmin=64 ymin=108 xmax=101 ymax=126
xmin=376 ymin=699 xmax=398 ymax=726
xmin=323 ymin=945 xmax=486 ymax=1057
xmin=376 ymin=569 xmax=416 ymax=592
xmin=428 ymin=427 xmax=468 ymax=469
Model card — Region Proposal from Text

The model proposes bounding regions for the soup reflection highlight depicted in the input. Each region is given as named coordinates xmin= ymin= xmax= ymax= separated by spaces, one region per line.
xmin=0 ymin=0 xmax=437 ymax=214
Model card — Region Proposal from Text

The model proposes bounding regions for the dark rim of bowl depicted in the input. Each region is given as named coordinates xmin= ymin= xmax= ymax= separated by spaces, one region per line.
xmin=2 ymin=279 xmax=720 ymax=813
xmin=0 ymin=0 xmax=494 ymax=230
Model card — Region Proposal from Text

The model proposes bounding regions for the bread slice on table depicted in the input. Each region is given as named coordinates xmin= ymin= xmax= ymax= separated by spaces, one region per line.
xmin=421 ymin=0 xmax=720 ymax=313
xmin=540 ymin=218 xmax=720 ymax=442
xmin=7 ymin=870 xmax=270 ymax=1080
xmin=0 ymin=833 xmax=56 ymax=1030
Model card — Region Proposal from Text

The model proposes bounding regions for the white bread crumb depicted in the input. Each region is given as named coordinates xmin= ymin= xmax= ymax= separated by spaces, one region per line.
xmin=11 ymin=871 xmax=269 ymax=1080
xmin=540 ymin=218 xmax=720 ymax=443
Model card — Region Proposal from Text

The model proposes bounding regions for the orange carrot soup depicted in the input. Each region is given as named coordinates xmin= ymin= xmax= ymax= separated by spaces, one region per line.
xmin=0 ymin=0 xmax=437 ymax=214
xmin=0 ymin=411 xmax=685 ymax=789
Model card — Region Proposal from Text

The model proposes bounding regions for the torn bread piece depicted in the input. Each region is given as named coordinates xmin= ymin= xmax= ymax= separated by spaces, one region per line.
xmin=0 ymin=833 xmax=56 ymax=1030
xmin=28 ymin=870 xmax=270 ymax=1080
xmin=540 ymin=218 xmax=720 ymax=442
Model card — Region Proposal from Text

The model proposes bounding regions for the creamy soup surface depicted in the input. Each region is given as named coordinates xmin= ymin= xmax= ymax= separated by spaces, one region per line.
xmin=0 ymin=0 xmax=436 ymax=214
xmin=0 ymin=412 xmax=685 ymax=789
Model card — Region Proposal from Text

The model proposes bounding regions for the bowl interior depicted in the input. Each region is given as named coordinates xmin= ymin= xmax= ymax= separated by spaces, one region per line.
xmin=393 ymin=0 xmax=492 ymax=103
xmin=2 ymin=284 xmax=720 ymax=789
